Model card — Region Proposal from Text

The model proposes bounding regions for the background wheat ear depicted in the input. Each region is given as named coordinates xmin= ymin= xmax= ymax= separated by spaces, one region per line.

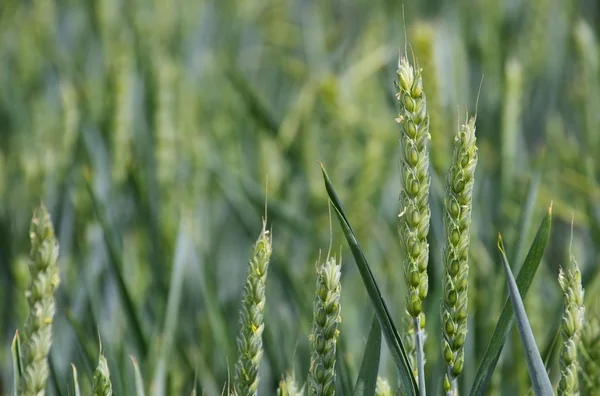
xmin=441 ymin=116 xmax=478 ymax=394
xmin=557 ymin=245 xmax=585 ymax=396
xmin=308 ymin=255 xmax=341 ymax=396
xmin=234 ymin=221 xmax=272 ymax=396
xmin=277 ymin=372 xmax=305 ymax=396
xmin=19 ymin=204 xmax=61 ymax=396
xmin=396 ymin=53 xmax=431 ymax=395
xmin=374 ymin=376 xmax=392 ymax=396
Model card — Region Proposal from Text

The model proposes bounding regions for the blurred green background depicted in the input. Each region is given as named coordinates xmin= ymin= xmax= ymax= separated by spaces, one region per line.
xmin=1 ymin=0 xmax=600 ymax=394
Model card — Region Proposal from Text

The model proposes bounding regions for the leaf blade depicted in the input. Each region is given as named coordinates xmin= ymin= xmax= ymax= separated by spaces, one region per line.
xmin=353 ymin=316 xmax=382 ymax=396
xmin=469 ymin=205 xmax=552 ymax=396
xmin=498 ymin=235 xmax=553 ymax=395
xmin=320 ymin=163 xmax=418 ymax=396
xmin=11 ymin=331 xmax=22 ymax=396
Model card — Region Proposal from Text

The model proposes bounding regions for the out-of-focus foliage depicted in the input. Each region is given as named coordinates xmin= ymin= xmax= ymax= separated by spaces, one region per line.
xmin=0 ymin=0 xmax=599 ymax=394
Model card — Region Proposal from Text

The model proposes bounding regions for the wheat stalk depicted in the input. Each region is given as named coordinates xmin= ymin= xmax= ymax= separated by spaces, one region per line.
xmin=308 ymin=255 xmax=341 ymax=396
xmin=19 ymin=205 xmax=61 ymax=396
xmin=441 ymin=116 xmax=478 ymax=394
xmin=234 ymin=221 xmax=272 ymax=396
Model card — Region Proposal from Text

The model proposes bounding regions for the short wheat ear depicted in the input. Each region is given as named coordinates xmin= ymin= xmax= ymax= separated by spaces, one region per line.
xmin=308 ymin=255 xmax=341 ymax=396
xmin=557 ymin=216 xmax=585 ymax=396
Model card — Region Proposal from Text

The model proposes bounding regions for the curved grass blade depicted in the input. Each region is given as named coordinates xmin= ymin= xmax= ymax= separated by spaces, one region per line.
xmin=353 ymin=316 xmax=382 ymax=396
xmin=498 ymin=235 xmax=553 ymax=395
xmin=11 ymin=330 xmax=22 ymax=396
xmin=320 ymin=163 xmax=418 ymax=396
xmin=131 ymin=356 xmax=146 ymax=396
xmin=72 ymin=364 xmax=81 ymax=396
xmin=469 ymin=204 xmax=552 ymax=396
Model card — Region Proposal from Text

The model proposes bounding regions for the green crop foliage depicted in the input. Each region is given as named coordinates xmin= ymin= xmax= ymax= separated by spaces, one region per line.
xmin=1 ymin=0 xmax=600 ymax=395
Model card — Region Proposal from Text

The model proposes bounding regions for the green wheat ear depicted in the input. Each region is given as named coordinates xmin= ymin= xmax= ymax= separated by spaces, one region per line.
xmin=234 ymin=221 xmax=272 ymax=396
xmin=579 ymin=317 xmax=600 ymax=394
xmin=396 ymin=54 xmax=431 ymax=319
xmin=375 ymin=376 xmax=392 ymax=396
xmin=277 ymin=372 xmax=305 ymax=396
xmin=19 ymin=204 xmax=61 ymax=396
xmin=396 ymin=53 xmax=431 ymax=394
xmin=92 ymin=354 xmax=113 ymax=396
xmin=441 ymin=116 xmax=478 ymax=393
xmin=308 ymin=255 xmax=341 ymax=396
xmin=557 ymin=249 xmax=585 ymax=396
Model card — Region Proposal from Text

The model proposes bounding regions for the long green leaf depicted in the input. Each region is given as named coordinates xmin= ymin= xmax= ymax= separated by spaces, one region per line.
xmin=320 ymin=163 xmax=418 ymax=396
xmin=353 ymin=316 xmax=382 ymax=396
xmin=470 ymin=205 xmax=552 ymax=396
xmin=498 ymin=235 xmax=553 ymax=395
xmin=11 ymin=330 xmax=22 ymax=396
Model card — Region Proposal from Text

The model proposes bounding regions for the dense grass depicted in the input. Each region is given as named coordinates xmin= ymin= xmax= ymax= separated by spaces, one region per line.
xmin=1 ymin=0 xmax=600 ymax=394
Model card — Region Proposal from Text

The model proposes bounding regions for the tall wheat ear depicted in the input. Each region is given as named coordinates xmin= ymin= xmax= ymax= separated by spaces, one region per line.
xmin=234 ymin=220 xmax=272 ymax=396
xmin=396 ymin=53 xmax=431 ymax=394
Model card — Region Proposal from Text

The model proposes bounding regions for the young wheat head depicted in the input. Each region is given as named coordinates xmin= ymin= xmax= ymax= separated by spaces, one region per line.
xmin=441 ymin=116 xmax=478 ymax=391
xmin=19 ymin=205 xmax=61 ymax=396
xmin=308 ymin=255 xmax=341 ymax=396
xmin=396 ymin=55 xmax=431 ymax=320
xmin=557 ymin=251 xmax=585 ymax=396
xmin=234 ymin=221 xmax=272 ymax=396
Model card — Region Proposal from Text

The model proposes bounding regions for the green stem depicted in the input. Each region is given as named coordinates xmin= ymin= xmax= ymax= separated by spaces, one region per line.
xmin=414 ymin=317 xmax=426 ymax=396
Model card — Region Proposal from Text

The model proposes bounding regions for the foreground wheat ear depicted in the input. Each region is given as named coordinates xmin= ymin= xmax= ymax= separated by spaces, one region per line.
xmin=441 ymin=116 xmax=478 ymax=394
xmin=557 ymin=247 xmax=585 ymax=396
xmin=396 ymin=53 xmax=431 ymax=394
xmin=19 ymin=204 xmax=61 ymax=396
xmin=234 ymin=221 xmax=272 ymax=396
xmin=308 ymin=255 xmax=342 ymax=396
xmin=92 ymin=353 xmax=113 ymax=396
